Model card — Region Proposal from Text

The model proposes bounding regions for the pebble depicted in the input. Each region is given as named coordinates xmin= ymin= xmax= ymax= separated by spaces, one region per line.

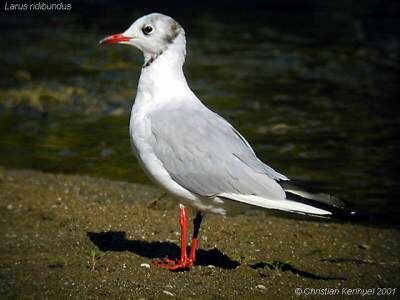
xmin=359 ymin=244 xmax=370 ymax=250
xmin=140 ymin=263 xmax=151 ymax=269
xmin=256 ymin=284 xmax=266 ymax=290
xmin=207 ymin=265 xmax=215 ymax=268
xmin=163 ymin=290 xmax=174 ymax=297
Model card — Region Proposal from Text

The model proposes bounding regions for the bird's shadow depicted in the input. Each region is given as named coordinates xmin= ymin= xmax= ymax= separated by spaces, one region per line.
xmin=250 ymin=261 xmax=347 ymax=281
xmin=87 ymin=231 xmax=240 ymax=269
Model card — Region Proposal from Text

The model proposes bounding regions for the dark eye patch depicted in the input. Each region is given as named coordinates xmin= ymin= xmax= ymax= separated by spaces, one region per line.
xmin=142 ymin=25 xmax=154 ymax=35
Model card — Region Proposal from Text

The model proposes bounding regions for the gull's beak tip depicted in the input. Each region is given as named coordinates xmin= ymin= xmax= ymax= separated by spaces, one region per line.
xmin=99 ymin=33 xmax=131 ymax=46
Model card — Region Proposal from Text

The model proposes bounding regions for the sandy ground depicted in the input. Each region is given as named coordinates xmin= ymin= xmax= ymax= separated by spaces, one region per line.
xmin=0 ymin=167 xmax=399 ymax=299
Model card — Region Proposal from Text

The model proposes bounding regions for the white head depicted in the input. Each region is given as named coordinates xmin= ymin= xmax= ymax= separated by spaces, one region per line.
xmin=99 ymin=13 xmax=186 ymax=67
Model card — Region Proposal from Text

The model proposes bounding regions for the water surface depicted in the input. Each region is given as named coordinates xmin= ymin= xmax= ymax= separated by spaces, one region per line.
xmin=1 ymin=8 xmax=399 ymax=220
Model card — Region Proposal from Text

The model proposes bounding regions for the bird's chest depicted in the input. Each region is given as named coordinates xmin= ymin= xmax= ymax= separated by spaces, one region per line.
xmin=129 ymin=107 xmax=153 ymax=158
xmin=129 ymin=105 xmax=197 ymax=203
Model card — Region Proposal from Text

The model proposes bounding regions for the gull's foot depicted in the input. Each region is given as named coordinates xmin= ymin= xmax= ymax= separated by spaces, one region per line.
xmin=154 ymin=257 xmax=194 ymax=271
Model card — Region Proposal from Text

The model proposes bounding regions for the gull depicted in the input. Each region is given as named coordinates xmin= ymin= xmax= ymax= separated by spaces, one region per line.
xmin=99 ymin=13 xmax=352 ymax=271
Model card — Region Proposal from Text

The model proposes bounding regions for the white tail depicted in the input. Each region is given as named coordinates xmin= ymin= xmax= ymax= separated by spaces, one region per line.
xmin=218 ymin=193 xmax=332 ymax=216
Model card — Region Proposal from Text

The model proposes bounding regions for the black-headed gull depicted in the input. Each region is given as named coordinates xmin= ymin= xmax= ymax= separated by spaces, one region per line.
xmin=100 ymin=13 xmax=352 ymax=271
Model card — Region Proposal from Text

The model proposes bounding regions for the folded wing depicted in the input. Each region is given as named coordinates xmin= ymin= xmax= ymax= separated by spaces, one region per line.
xmin=148 ymin=104 xmax=287 ymax=200
xmin=148 ymin=104 xmax=348 ymax=217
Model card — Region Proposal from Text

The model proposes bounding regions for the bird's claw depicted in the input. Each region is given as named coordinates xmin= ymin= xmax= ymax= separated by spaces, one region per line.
xmin=154 ymin=257 xmax=194 ymax=271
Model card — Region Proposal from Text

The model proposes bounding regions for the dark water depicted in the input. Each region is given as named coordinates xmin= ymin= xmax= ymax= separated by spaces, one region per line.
xmin=1 ymin=7 xmax=399 ymax=221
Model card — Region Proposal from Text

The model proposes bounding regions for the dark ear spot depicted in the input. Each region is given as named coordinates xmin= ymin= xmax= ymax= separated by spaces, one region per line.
xmin=164 ymin=21 xmax=181 ymax=44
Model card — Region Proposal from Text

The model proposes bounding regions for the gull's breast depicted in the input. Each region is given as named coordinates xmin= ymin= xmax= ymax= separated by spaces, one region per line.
xmin=129 ymin=107 xmax=200 ymax=203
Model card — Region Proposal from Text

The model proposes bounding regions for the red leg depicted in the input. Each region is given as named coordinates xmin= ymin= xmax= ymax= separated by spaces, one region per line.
xmin=156 ymin=204 xmax=191 ymax=270
xmin=155 ymin=205 xmax=203 ymax=271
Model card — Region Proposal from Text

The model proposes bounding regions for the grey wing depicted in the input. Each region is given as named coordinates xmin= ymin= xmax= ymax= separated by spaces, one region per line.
xmin=148 ymin=105 xmax=288 ymax=200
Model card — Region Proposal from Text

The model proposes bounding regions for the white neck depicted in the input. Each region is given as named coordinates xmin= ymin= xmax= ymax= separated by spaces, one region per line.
xmin=135 ymin=34 xmax=191 ymax=107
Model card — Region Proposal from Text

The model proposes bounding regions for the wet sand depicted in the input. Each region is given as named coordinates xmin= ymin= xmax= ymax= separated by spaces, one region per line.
xmin=0 ymin=167 xmax=399 ymax=299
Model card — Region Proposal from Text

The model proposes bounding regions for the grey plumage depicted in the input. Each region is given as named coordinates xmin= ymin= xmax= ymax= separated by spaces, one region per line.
xmin=148 ymin=102 xmax=288 ymax=200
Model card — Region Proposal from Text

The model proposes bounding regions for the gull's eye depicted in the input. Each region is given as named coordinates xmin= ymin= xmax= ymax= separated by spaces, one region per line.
xmin=142 ymin=25 xmax=154 ymax=35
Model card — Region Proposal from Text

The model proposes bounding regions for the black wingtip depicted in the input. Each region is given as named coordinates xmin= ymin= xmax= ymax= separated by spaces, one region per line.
xmin=284 ymin=190 xmax=358 ymax=221
xmin=327 ymin=206 xmax=358 ymax=221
